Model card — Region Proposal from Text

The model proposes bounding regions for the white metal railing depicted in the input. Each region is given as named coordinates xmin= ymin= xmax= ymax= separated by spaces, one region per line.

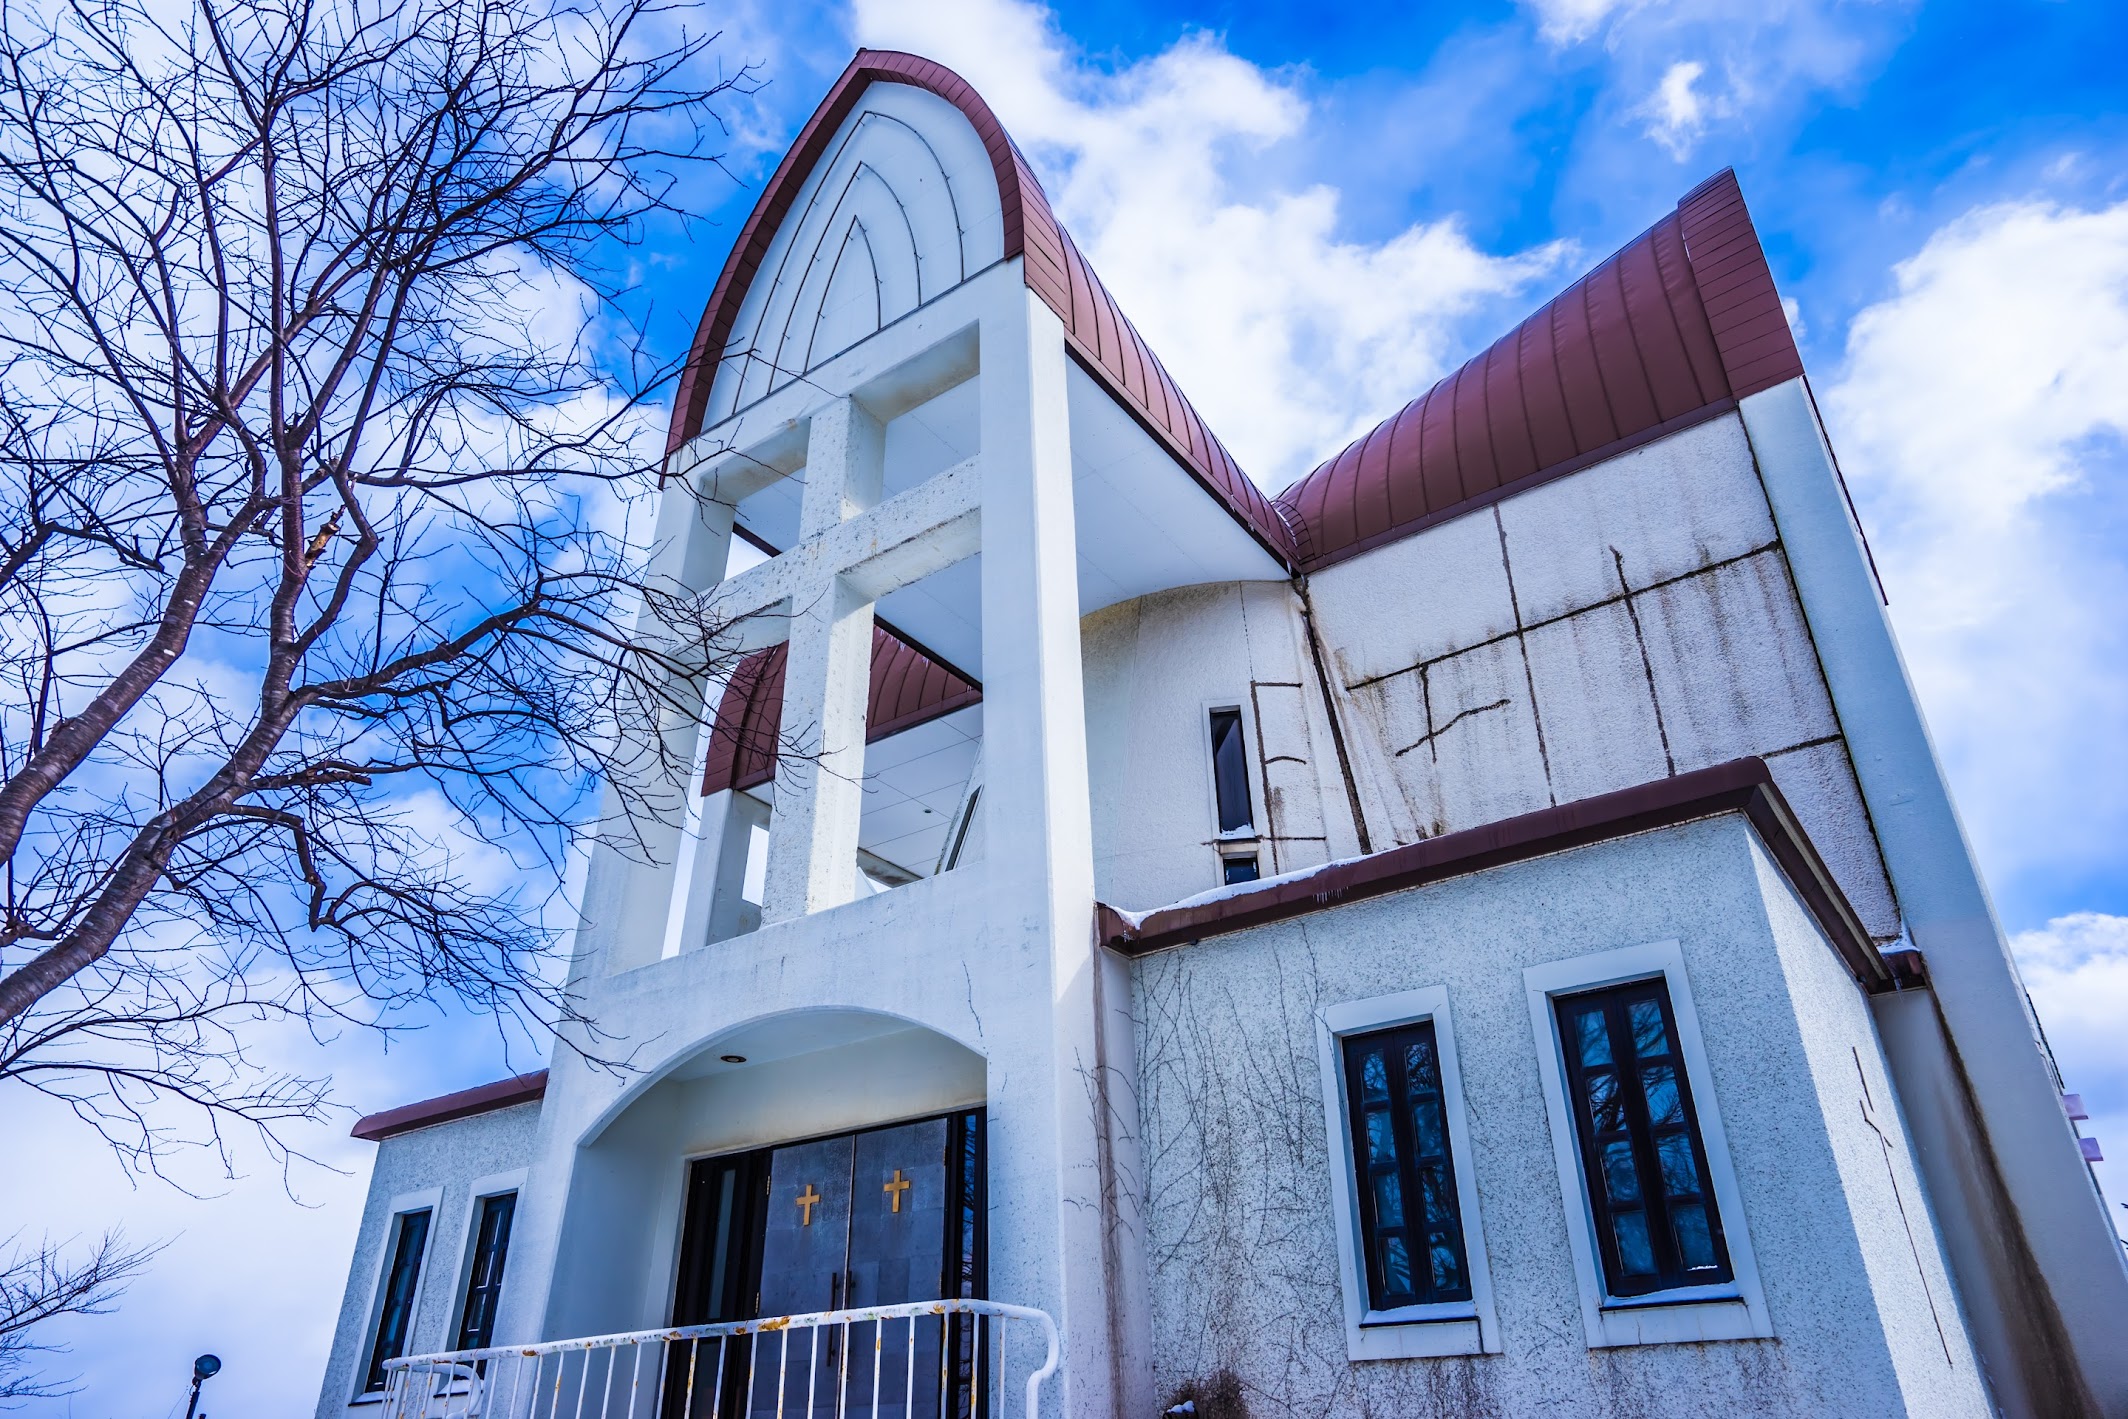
xmin=380 ymin=1298 xmax=1060 ymax=1419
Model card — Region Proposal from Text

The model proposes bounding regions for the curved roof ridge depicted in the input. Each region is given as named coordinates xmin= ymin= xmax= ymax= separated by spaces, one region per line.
xmin=1273 ymin=169 xmax=1803 ymax=574
xmin=667 ymin=49 xmax=1300 ymax=570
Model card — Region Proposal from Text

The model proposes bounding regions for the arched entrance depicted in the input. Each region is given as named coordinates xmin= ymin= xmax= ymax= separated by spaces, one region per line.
xmin=546 ymin=1010 xmax=987 ymax=1377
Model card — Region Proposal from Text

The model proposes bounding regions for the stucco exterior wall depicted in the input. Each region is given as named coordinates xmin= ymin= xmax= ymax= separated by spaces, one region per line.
xmin=1081 ymin=579 xmax=1356 ymax=911
xmin=1129 ymin=815 xmax=1988 ymax=1417
xmin=315 ymin=1101 xmax=542 ymax=1417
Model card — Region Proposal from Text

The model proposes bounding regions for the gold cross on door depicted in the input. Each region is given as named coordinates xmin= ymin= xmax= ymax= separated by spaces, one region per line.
xmin=883 ymin=1169 xmax=911 ymax=1214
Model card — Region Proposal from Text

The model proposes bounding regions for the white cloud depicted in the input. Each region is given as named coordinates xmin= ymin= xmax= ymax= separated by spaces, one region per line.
xmin=1823 ymin=198 xmax=2128 ymax=894
xmin=1639 ymin=59 xmax=1722 ymax=159
xmin=1524 ymin=0 xmax=1637 ymax=45
xmin=850 ymin=0 xmax=1569 ymax=485
xmin=2010 ymin=913 xmax=2128 ymax=1234
xmin=1522 ymin=0 xmax=1911 ymax=165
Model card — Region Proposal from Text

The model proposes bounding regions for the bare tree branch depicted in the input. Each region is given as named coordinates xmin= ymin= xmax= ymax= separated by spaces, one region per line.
xmin=0 ymin=0 xmax=764 ymax=1185
xmin=0 ymin=1231 xmax=161 ymax=1402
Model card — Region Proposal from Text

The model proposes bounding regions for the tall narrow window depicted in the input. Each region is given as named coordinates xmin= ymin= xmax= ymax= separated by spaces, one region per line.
xmin=453 ymin=1193 xmax=516 ymax=1352
xmin=364 ymin=1208 xmax=432 ymax=1392
xmin=1208 ymin=708 xmax=1253 ymax=834
xmin=1554 ymin=979 xmax=1733 ymax=1297
xmin=1342 ymin=1022 xmax=1471 ymax=1311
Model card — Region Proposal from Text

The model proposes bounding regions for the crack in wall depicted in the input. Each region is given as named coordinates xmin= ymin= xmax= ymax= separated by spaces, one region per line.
xmin=1396 ymin=699 xmax=1511 ymax=758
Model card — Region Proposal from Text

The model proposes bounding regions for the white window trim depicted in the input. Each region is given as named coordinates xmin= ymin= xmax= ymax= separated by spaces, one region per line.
xmin=444 ymin=1169 xmax=527 ymax=1352
xmin=1523 ymin=939 xmax=1773 ymax=1348
xmin=349 ymin=1185 xmax=444 ymax=1405
xmin=1317 ymin=986 xmax=1501 ymax=1360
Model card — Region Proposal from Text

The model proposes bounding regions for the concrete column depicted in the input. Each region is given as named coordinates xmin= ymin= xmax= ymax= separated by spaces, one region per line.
xmin=799 ymin=397 xmax=885 ymax=540
xmin=977 ymin=285 xmax=1142 ymax=1417
xmin=1744 ymin=376 xmax=2128 ymax=1416
xmin=761 ymin=399 xmax=884 ymax=924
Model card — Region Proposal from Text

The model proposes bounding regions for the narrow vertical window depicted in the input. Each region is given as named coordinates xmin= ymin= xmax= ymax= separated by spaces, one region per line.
xmin=1208 ymin=709 xmax=1253 ymax=834
xmin=453 ymin=1193 xmax=516 ymax=1352
xmin=1554 ymin=979 xmax=1733 ymax=1296
xmin=364 ymin=1208 xmax=433 ymax=1392
xmin=1342 ymin=1022 xmax=1471 ymax=1310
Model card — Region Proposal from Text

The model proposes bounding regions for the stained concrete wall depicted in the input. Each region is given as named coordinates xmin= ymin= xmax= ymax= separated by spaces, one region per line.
xmin=1304 ymin=412 xmax=1899 ymax=944
xmin=1128 ymin=815 xmax=1987 ymax=1418
xmin=315 ymin=1101 xmax=541 ymax=1418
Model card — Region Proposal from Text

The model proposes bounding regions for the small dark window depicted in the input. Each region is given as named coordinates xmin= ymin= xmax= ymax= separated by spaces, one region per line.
xmin=364 ymin=1208 xmax=433 ymax=1392
xmin=454 ymin=1193 xmax=516 ymax=1352
xmin=1222 ymin=856 xmax=1260 ymax=886
xmin=1554 ymin=979 xmax=1733 ymax=1297
xmin=1208 ymin=709 xmax=1253 ymax=834
xmin=1342 ymin=1022 xmax=1471 ymax=1311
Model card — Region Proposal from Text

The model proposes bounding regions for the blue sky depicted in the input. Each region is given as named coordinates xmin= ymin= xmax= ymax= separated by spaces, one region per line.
xmin=7 ymin=0 xmax=2128 ymax=1412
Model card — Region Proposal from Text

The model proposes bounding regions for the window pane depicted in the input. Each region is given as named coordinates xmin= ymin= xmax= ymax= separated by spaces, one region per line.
xmin=1429 ymin=1237 xmax=1466 ymax=1293
xmin=1411 ymin=1101 xmax=1444 ymax=1158
xmin=1601 ymin=1141 xmax=1641 ymax=1203
xmin=1420 ymin=1165 xmax=1457 ymax=1230
xmin=1373 ymin=1172 xmax=1405 ymax=1227
xmin=1360 ymin=1049 xmax=1389 ymax=1103
xmin=1640 ymin=1063 xmax=1682 ymax=1127
xmin=1612 ymin=1212 xmax=1657 ymax=1276
xmin=1629 ymin=998 xmax=1668 ymax=1058
xmin=1656 ymin=1132 xmax=1701 ymax=1198
xmin=1209 ymin=710 xmax=1253 ymax=833
xmin=1221 ymin=855 xmax=1260 ymax=885
xmin=1380 ymin=1234 xmax=1414 ymax=1296
xmin=1571 ymin=1006 xmax=1611 ymax=1067
xmin=1671 ymin=1202 xmax=1718 ymax=1271
xmin=1404 ymin=1038 xmax=1438 ymax=1092
xmin=1583 ymin=1071 xmax=1624 ymax=1133
xmin=1366 ymin=1110 xmax=1396 ymax=1166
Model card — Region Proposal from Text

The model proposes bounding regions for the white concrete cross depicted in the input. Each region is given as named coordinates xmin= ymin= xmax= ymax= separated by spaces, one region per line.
xmin=671 ymin=392 xmax=982 ymax=926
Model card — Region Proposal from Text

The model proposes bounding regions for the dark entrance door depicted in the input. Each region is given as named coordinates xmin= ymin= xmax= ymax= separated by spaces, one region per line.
xmin=668 ymin=1111 xmax=983 ymax=1419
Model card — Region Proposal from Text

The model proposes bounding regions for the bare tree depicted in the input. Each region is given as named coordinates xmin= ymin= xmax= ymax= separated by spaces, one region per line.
xmin=0 ymin=1231 xmax=159 ymax=1402
xmin=0 ymin=0 xmax=761 ymax=1183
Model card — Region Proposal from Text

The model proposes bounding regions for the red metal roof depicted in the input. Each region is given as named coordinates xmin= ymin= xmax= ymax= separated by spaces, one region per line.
xmin=700 ymin=623 xmax=981 ymax=796
xmin=666 ymin=50 xmax=1301 ymax=571
xmin=1273 ymin=170 xmax=1802 ymax=572
xmin=351 ymin=1070 xmax=548 ymax=1142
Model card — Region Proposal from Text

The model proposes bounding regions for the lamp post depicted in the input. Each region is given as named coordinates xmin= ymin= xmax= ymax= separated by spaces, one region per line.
xmin=182 ymin=1354 xmax=221 ymax=1419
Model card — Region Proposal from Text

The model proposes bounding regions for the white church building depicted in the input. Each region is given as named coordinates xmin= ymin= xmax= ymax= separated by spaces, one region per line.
xmin=314 ymin=50 xmax=2128 ymax=1419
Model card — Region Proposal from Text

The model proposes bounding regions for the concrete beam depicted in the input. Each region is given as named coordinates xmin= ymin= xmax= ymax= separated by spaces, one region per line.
xmin=697 ymin=456 xmax=981 ymax=630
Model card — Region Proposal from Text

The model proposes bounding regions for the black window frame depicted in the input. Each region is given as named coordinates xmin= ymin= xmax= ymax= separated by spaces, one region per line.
xmin=1553 ymin=977 xmax=1734 ymax=1299
xmin=1207 ymin=708 xmax=1253 ymax=835
xmin=452 ymin=1192 xmax=517 ymax=1353
xmin=363 ymin=1207 xmax=433 ymax=1393
xmin=1340 ymin=1019 xmax=1473 ymax=1313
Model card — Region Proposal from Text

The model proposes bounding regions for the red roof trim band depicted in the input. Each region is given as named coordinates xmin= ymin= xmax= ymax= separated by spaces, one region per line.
xmin=1096 ymin=757 xmax=1890 ymax=992
xmin=351 ymin=1070 xmax=549 ymax=1142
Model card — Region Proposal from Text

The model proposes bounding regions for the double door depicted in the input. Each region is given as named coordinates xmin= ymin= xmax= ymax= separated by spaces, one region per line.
xmin=667 ymin=1111 xmax=983 ymax=1419
xmin=758 ymin=1118 xmax=950 ymax=1417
